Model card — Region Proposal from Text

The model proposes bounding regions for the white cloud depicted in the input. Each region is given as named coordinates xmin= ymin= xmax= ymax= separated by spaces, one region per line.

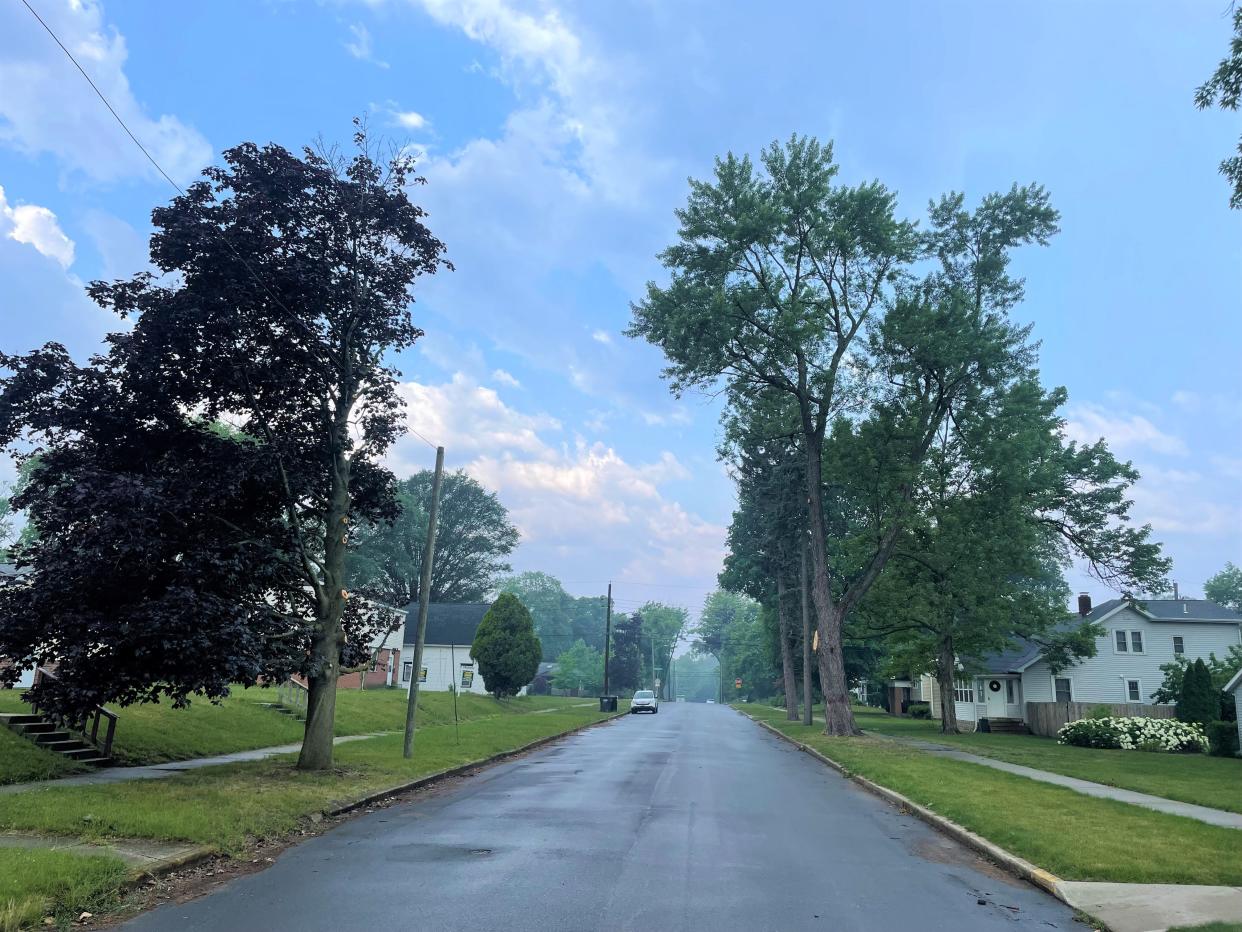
xmin=491 ymin=368 xmax=521 ymax=388
xmin=391 ymin=109 xmax=427 ymax=129
xmin=0 ymin=186 xmax=74 ymax=268
xmin=0 ymin=0 xmax=211 ymax=183
xmin=385 ymin=372 xmax=724 ymax=588
xmin=345 ymin=22 xmax=389 ymax=67
xmin=591 ymin=328 xmax=612 ymax=344
xmin=1064 ymin=403 xmax=1187 ymax=456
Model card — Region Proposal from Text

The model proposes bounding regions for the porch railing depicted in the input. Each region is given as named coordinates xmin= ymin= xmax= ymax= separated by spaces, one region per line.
xmin=30 ymin=666 xmax=118 ymax=759
xmin=276 ymin=678 xmax=309 ymax=717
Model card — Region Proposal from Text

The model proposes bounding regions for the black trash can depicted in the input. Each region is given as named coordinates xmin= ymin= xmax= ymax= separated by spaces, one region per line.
xmin=599 ymin=695 xmax=618 ymax=712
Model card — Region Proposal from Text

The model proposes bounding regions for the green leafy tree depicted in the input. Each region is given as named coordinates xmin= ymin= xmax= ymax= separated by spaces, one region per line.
xmin=497 ymin=572 xmax=575 ymax=658
xmin=347 ymin=470 xmax=518 ymax=607
xmin=551 ymin=639 xmax=604 ymax=695
xmin=1178 ymin=658 xmax=1219 ymax=729
xmin=630 ymin=135 xmax=1060 ymax=735
xmin=1204 ymin=562 xmax=1242 ymax=612
xmin=695 ymin=590 xmax=775 ymax=701
xmin=1196 ymin=6 xmax=1242 ymax=208
xmin=471 ymin=593 xmax=542 ymax=698
xmin=636 ymin=602 xmax=689 ymax=695
xmin=1154 ymin=645 xmax=1242 ymax=721
xmin=0 ymin=127 xmax=448 ymax=770
xmin=608 ymin=612 xmax=642 ymax=693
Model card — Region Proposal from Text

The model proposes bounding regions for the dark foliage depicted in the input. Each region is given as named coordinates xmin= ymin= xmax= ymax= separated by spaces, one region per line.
xmin=472 ymin=593 xmax=542 ymax=698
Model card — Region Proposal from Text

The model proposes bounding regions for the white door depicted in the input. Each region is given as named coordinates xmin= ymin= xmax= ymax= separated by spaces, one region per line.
xmin=983 ymin=678 xmax=1008 ymax=718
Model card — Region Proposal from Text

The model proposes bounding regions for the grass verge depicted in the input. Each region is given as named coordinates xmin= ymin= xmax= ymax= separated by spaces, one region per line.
xmin=0 ymin=728 xmax=88 ymax=786
xmin=741 ymin=704 xmax=1242 ymax=887
xmin=852 ymin=706 xmax=1242 ymax=815
xmin=0 ymin=686 xmax=594 ymax=773
xmin=0 ymin=848 xmax=127 ymax=932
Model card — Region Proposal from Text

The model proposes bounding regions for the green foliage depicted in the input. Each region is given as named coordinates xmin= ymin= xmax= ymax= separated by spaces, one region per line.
xmin=1195 ymin=6 xmax=1242 ymax=208
xmin=1154 ymin=646 xmax=1241 ymax=720
xmin=1087 ymin=705 xmax=1114 ymax=720
xmin=347 ymin=470 xmax=518 ymax=607
xmin=1178 ymin=658 xmax=1221 ymax=729
xmin=608 ymin=613 xmax=642 ymax=692
xmin=1204 ymin=562 xmax=1242 ymax=612
xmin=1207 ymin=721 xmax=1240 ymax=758
xmin=908 ymin=702 xmax=931 ymax=719
xmin=695 ymin=590 xmax=772 ymax=700
xmin=1057 ymin=717 xmax=1208 ymax=754
xmin=497 ymin=571 xmax=608 ymax=658
xmin=471 ymin=593 xmax=542 ymax=698
xmin=635 ymin=601 xmax=689 ymax=693
xmin=551 ymin=639 xmax=604 ymax=695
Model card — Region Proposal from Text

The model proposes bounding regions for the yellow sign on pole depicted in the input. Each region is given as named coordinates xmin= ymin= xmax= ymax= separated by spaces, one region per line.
xmin=812 ymin=629 xmax=819 ymax=652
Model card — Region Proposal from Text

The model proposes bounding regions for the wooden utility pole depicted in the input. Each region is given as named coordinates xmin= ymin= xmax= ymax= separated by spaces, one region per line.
xmin=801 ymin=541 xmax=813 ymax=726
xmin=601 ymin=582 xmax=612 ymax=696
xmin=403 ymin=445 xmax=445 ymax=758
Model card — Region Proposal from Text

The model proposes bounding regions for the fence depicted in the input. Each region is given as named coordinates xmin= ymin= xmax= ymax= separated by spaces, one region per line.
xmin=1024 ymin=701 xmax=1175 ymax=737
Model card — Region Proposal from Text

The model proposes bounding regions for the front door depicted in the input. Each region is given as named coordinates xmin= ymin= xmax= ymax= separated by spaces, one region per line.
xmin=983 ymin=677 xmax=1008 ymax=719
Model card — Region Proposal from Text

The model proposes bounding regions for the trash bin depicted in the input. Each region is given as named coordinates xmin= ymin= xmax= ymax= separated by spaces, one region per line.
xmin=599 ymin=696 xmax=618 ymax=712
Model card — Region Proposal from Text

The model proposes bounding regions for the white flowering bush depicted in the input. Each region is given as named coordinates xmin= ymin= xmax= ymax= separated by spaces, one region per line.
xmin=1057 ymin=716 xmax=1208 ymax=753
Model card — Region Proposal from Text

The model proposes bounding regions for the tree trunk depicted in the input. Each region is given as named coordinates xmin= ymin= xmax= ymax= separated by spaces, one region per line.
xmin=776 ymin=576 xmax=799 ymax=721
xmin=803 ymin=439 xmax=860 ymax=736
xmin=800 ymin=542 xmax=813 ymax=726
xmin=936 ymin=637 xmax=960 ymax=735
xmin=298 ymin=443 xmax=352 ymax=771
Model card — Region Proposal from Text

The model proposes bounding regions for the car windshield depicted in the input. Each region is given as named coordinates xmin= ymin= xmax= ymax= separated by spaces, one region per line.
xmin=634 ymin=691 xmax=654 ymax=699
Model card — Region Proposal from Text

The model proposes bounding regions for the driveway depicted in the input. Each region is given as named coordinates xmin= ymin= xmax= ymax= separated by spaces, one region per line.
xmin=123 ymin=704 xmax=1076 ymax=931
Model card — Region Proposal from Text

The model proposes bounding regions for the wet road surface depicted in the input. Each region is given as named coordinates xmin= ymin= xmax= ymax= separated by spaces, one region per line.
xmin=123 ymin=704 xmax=1076 ymax=931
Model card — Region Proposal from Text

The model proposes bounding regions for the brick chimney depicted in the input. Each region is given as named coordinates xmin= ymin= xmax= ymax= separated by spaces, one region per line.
xmin=1077 ymin=592 xmax=1092 ymax=617
xmin=1173 ymin=581 xmax=1179 ymax=600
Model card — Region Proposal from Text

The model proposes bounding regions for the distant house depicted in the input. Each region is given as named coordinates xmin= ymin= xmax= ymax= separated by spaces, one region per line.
xmin=912 ymin=594 xmax=1242 ymax=733
xmin=394 ymin=601 xmax=523 ymax=696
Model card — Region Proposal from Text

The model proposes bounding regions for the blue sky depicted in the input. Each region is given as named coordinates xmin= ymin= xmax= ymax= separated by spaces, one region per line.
xmin=1 ymin=0 xmax=1239 ymax=619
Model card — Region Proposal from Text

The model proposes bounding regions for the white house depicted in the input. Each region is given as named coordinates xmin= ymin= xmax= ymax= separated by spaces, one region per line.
xmin=395 ymin=602 xmax=524 ymax=696
xmin=919 ymin=594 xmax=1242 ymax=730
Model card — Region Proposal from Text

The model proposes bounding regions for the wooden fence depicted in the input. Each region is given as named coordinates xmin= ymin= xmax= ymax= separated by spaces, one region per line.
xmin=1024 ymin=701 xmax=1175 ymax=737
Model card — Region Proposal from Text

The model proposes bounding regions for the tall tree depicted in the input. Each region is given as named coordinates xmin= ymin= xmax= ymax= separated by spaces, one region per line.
xmin=852 ymin=376 xmax=1168 ymax=732
xmin=636 ymin=601 xmax=689 ymax=694
xmin=472 ymin=593 xmax=542 ymax=698
xmin=608 ymin=612 xmax=642 ymax=693
xmin=0 ymin=127 xmax=448 ymax=770
xmin=630 ymin=135 xmax=1059 ymax=734
xmin=551 ymin=639 xmax=604 ymax=695
xmin=1204 ymin=562 xmax=1242 ymax=612
xmin=1196 ymin=6 xmax=1242 ymax=208
xmin=347 ymin=469 xmax=518 ymax=607
xmin=497 ymin=571 xmax=576 ymax=659
xmin=695 ymin=589 xmax=774 ymax=701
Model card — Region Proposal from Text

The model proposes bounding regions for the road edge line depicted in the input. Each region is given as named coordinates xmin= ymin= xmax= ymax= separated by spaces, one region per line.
xmin=746 ymin=715 xmax=1072 ymax=908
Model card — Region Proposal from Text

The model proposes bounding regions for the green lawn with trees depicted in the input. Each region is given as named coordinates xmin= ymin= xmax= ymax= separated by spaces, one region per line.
xmin=742 ymin=705 xmax=1242 ymax=886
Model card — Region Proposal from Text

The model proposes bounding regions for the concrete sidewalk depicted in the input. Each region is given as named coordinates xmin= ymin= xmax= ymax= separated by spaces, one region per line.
xmin=876 ymin=734 xmax=1242 ymax=830
xmin=0 ymin=830 xmax=205 ymax=873
xmin=0 ymin=733 xmax=385 ymax=795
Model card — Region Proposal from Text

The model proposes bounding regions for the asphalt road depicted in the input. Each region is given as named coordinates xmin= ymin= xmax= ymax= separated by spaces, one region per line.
xmin=123 ymin=704 xmax=1076 ymax=931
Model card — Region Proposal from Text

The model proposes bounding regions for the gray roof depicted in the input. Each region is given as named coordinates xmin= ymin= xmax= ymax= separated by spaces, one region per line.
xmin=974 ymin=596 xmax=1242 ymax=673
xmin=402 ymin=602 xmax=492 ymax=647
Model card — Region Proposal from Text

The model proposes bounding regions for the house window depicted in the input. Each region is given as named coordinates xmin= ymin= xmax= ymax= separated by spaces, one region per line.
xmin=1129 ymin=631 xmax=1144 ymax=654
xmin=1126 ymin=679 xmax=1142 ymax=702
xmin=401 ymin=661 xmax=412 ymax=683
xmin=1114 ymin=630 xmax=1128 ymax=652
xmin=1005 ymin=679 xmax=1016 ymax=704
xmin=1054 ymin=677 xmax=1072 ymax=703
xmin=1173 ymin=636 xmax=1185 ymax=656
xmin=953 ymin=677 xmax=974 ymax=703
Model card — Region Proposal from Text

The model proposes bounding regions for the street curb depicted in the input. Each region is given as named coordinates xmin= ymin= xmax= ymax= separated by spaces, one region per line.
xmin=120 ymin=709 xmax=626 ymax=888
xmin=747 ymin=716 xmax=1072 ymax=908
xmin=326 ymin=708 xmax=628 ymax=817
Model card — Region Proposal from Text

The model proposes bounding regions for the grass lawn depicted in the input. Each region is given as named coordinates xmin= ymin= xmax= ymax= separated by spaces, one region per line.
xmin=0 ymin=727 xmax=88 ymax=786
xmin=850 ymin=707 xmax=1242 ymax=815
xmin=0 ymin=848 xmax=128 ymax=932
xmin=0 ymin=686 xmax=593 ymax=772
xmin=0 ymin=704 xmax=617 ymax=854
xmin=741 ymin=705 xmax=1242 ymax=887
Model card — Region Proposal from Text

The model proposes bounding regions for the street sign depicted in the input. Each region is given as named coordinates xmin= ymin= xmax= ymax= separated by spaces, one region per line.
xmin=735 ymin=678 xmax=742 ymax=689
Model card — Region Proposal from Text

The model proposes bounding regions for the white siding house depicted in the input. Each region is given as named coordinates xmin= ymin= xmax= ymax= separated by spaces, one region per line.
xmin=919 ymin=596 xmax=1242 ymax=729
xmin=394 ymin=602 xmax=524 ymax=697
xmin=1226 ymin=667 xmax=1242 ymax=757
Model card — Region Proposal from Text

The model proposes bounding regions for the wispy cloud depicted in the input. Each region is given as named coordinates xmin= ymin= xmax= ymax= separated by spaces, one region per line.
xmin=491 ymin=368 xmax=521 ymax=388
xmin=345 ymin=23 xmax=389 ymax=68
xmin=0 ymin=186 xmax=74 ymax=268
xmin=591 ymin=329 xmax=612 ymax=345
xmin=1064 ymin=402 xmax=1187 ymax=456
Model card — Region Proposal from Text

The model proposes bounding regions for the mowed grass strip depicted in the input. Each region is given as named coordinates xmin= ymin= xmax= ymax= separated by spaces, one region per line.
xmin=0 ymin=686 xmax=594 ymax=770
xmin=0 ymin=705 xmax=615 ymax=854
xmin=852 ymin=706 xmax=1242 ymax=815
xmin=741 ymin=706 xmax=1242 ymax=887
xmin=0 ymin=728 xmax=89 ymax=786
xmin=0 ymin=848 xmax=128 ymax=932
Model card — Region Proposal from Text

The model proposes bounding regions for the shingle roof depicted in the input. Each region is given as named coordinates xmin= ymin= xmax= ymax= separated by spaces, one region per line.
xmin=401 ymin=602 xmax=492 ymax=647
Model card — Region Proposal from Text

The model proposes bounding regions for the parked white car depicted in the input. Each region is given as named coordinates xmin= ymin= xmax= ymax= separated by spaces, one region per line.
xmin=631 ymin=690 xmax=659 ymax=713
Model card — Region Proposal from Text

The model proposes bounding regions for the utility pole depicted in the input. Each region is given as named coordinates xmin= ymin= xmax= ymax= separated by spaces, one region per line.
xmin=601 ymin=582 xmax=612 ymax=697
xmin=403 ymin=445 xmax=445 ymax=758
xmin=650 ymin=636 xmax=657 ymax=694
xmin=801 ymin=541 xmax=813 ymax=726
